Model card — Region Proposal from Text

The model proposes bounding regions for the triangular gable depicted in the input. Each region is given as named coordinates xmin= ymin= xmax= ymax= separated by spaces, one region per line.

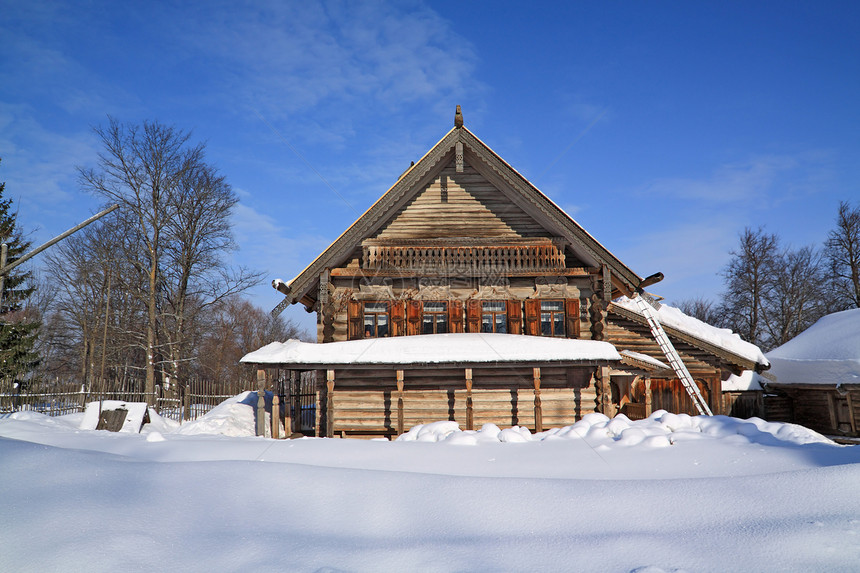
xmin=372 ymin=158 xmax=550 ymax=240
xmin=279 ymin=122 xmax=643 ymax=307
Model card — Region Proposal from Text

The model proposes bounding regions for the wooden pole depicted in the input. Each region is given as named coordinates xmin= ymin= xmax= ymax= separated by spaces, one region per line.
xmin=465 ymin=368 xmax=473 ymax=431
xmin=256 ymin=369 xmax=267 ymax=437
xmin=644 ymin=376 xmax=652 ymax=417
xmin=272 ymin=394 xmax=280 ymax=439
xmin=291 ymin=370 xmax=300 ymax=434
xmin=326 ymin=370 xmax=335 ymax=438
xmin=533 ymin=367 xmax=543 ymax=433
xmin=183 ymin=383 xmax=191 ymax=421
xmin=396 ymin=369 xmax=405 ymax=435
xmin=284 ymin=371 xmax=294 ymax=436
xmin=846 ymin=392 xmax=858 ymax=435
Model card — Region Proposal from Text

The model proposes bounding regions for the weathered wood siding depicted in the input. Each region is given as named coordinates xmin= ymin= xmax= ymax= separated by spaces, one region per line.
xmin=322 ymin=366 xmax=599 ymax=438
xmin=372 ymin=162 xmax=550 ymax=240
xmin=772 ymin=387 xmax=860 ymax=437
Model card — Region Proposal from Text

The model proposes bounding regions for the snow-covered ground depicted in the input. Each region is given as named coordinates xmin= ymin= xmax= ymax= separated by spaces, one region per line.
xmin=2 ymin=393 xmax=860 ymax=572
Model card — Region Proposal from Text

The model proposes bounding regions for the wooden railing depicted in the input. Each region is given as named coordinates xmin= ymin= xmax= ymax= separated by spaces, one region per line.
xmin=362 ymin=239 xmax=566 ymax=272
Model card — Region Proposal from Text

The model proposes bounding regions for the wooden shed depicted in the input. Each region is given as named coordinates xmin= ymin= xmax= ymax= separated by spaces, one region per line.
xmin=250 ymin=107 xmax=769 ymax=438
xmin=242 ymin=333 xmax=621 ymax=438
xmin=764 ymin=308 xmax=860 ymax=438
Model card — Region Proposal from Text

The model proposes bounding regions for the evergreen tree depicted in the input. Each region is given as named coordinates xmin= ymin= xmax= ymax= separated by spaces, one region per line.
xmin=0 ymin=159 xmax=40 ymax=382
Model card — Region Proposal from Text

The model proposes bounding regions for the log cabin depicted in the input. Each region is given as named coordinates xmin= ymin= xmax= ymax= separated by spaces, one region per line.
xmin=241 ymin=107 xmax=770 ymax=438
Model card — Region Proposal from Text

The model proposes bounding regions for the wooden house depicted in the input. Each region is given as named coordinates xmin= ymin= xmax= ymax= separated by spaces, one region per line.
xmin=242 ymin=107 xmax=770 ymax=438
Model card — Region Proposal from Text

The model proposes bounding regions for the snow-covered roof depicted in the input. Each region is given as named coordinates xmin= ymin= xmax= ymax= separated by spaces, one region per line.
xmin=766 ymin=308 xmax=860 ymax=386
xmin=722 ymin=370 xmax=764 ymax=391
xmin=611 ymin=297 xmax=769 ymax=368
xmin=619 ymin=350 xmax=669 ymax=371
xmin=241 ymin=332 xmax=621 ymax=366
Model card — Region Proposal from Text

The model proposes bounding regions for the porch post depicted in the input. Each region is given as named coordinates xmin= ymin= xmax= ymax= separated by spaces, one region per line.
xmin=465 ymin=368 xmax=474 ymax=430
xmin=396 ymin=370 xmax=405 ymax=435
xmin=533 ymin=367 xmax=543 ymax=433
xmin=644 ymin=376 xmax=652 ymax=417
xmin=326 ymin=370 xmax=335 ymax=438
xmin=256 ymin=369 xmax=267 ymax=437
xmin=272 ymin=394 xmax=280 ymax=439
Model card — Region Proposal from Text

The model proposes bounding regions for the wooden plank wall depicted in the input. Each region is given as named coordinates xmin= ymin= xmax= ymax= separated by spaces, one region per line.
xmin=325 ymin=366 xmax=599 ymax=438
xmin=373 ymin=163 xmax=550 ymax=240
xmin=779 ymin=388 xmax=860 ymax=437
xmin=721 ymin=391 xmax=764 ymax=419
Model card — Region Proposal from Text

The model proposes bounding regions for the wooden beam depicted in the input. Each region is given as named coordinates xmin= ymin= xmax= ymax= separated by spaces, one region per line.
xmin=465 ymin=368 xmax=474 ymax=431
xmin=272 ymin=394 xmax=281 ymax=440
xmin=256 ymin=369 xmax=267 ymax=437
xmin=326 ymin=370 xmax=335 ymax=438
xmin=533 ymin=367 xmax=543 ymax=433
xmin=396 ymin=369 xmax=405 ymax=435
xmin=645 ymin=376 xmax=652 ymax=417
xmin=826 ymin=392 xmax=839 ymax=432
xmin=289 ymin=370 xmax=298 ymax=435
xmin=846 ymin=392 xmax=858 ymax=435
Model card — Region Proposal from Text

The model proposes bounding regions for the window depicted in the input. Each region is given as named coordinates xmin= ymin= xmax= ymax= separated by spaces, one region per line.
xmin=540 ymin=300 xmax=565 ymax=337
xmin=422 ymin=301 xmax=448 ymax=334
xmin=363 ymin=302 xmax=390 ymax=338
xmin=480 ymin=300 xmax=507 ymax=333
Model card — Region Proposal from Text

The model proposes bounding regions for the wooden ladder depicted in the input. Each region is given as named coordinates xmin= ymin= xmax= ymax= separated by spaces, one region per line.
xmin=632 ymin=293 xmax=713 ymax=416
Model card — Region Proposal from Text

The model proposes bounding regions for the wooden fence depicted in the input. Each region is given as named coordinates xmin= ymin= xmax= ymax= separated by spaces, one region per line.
xmin=0 ymin=373 xmax=318 ymax=431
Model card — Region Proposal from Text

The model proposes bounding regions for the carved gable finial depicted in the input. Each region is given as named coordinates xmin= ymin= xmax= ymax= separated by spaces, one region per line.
xmin=454 ymin=105 xmax=463 ymax=128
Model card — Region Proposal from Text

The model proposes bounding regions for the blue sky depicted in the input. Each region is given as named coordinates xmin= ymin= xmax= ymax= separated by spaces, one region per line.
xmin=2 ymin=0 xmax=858 ymax=335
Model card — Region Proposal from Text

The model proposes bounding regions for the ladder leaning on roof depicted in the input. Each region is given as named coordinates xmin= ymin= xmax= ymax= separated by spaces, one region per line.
xmin=632 ymin=292 xmax=714 ymax=416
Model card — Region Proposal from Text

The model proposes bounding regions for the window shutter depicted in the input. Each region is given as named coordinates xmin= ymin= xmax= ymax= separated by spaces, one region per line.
xmin=466 ymin=300 xmax=481 ymax=333
xmin=406 ymin=300 xmax=422 ymax=336
xmin=449 ymin=300 xmax=464 ymax=333
xmin=524 ymin=299 xmax=540 ymax=336
xmin=565 ymin=298 xmax=580 ymax=338
xmin=347 ymin=300 xmax=362 ymax=340
xmin=391 ymin=300 xmax=405 ymax=336
xmin=507 ymin=300 xmax=523 ymax=334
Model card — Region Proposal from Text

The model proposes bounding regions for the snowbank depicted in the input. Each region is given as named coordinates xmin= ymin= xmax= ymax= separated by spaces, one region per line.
xmin=767 ymin=308 xmax=860 ymax=385
xmin=613 ymin=296 xmax=769 ymax=367
xmin=241 ymin=332 xmax=622 ymax=365
xmin=397 ymin=410 xmax=832 ymax=447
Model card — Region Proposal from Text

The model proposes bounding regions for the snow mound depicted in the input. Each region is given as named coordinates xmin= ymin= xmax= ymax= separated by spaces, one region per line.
xmin=397 ymin=410 xmax=833 ymax=447
xmin=175 ymin=391 xmax=260 ymax=437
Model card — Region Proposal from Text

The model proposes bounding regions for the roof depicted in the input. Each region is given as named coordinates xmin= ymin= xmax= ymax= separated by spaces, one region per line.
xmin=240 ymin=332 xmax=621 ymax=368
xmin=277 ymin=117 xmax=643 ymax=310
xmin=609 ymin=297 xmax=770 ymax=371
xmin=766 ymin=308 xmax=860 ymax=386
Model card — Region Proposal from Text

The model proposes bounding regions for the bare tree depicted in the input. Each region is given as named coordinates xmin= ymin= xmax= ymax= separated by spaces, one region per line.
xmin=674 ymin=296 xmax=721 ymax=326
xmin=825 ymin=200 xmax=860 ymax=310
xmin=195 ymin=296 xmax=306 ymax=386
xmin=78 ymin=118 xmax=261 ymax=400
xmin=762 ymin=245 xmax=828 ymax=350
xmin=717 ymin=227 xmax=779 ymax=348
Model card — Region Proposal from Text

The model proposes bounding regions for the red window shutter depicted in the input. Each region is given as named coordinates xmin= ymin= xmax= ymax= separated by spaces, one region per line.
xmin=565 ymin=298 xmax=580 ymax=338
xmin=524 ymin=299 xmax=540 ymax=336
xmin=347 ymin=300 xmax=362 ymax=340
xmin=466 ymin=300 xmax=481 ymax=333
xmin=507 ymin=300 xmax=523 ymax=334
xmin=406 ymin=300 xmax=422 ymax=336
xmin=449 ymin=300 xmax=464 ymax=333
xmin=391 ymin=300 xmax=405 ymax=336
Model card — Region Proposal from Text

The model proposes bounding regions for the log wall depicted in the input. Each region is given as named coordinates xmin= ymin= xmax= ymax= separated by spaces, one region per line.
xmin=321 ymin=366 xmax=600 ymax=438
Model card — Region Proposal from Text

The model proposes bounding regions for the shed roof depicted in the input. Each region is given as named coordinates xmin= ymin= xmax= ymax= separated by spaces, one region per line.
xmin=241 ymin=332 xmax=621 ymax=369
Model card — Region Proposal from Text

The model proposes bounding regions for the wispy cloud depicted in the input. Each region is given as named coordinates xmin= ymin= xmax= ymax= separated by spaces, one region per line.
xmin=171 ymin=1 xmax=479 ymax=122
xmin=644 ymin=152 xmax=835 ymax=205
